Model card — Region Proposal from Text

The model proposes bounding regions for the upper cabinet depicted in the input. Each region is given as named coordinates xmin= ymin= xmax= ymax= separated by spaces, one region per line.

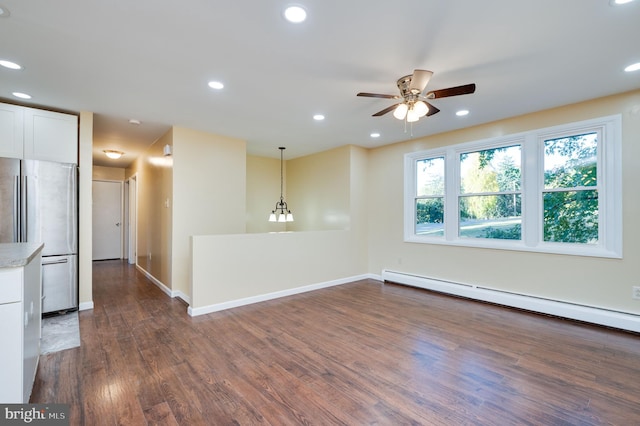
xmin=24 ymin=107 xmax=78 ymax=164
xmin=0 ymin=102 xmax=78 ymax=164
xmin=0 ymin=103 xmax=24 ymax=159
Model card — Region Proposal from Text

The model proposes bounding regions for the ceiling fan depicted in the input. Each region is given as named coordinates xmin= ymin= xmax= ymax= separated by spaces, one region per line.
xmin=357 ymin=69 xmax=476 ymax=122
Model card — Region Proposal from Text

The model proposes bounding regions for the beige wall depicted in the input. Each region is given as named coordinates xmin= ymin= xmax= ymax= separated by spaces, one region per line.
xmin=191 ymin=230 xmax=367 ymax=310
xmin=172 ymin=126 xmax=246 ymax=299
xmin=78 ymin=111 xmax=93 ymax=309
xmin=191 ymin=144 xmax=369 ymax=310
xmin=126 ymin=130 xmax=173 ymax=288
xmin=288 ymin=145 xmax=351 ymax=231
xmin=349 ymin=145 xmax=370 ymax=272
xmin=93 ymin=165 xmax=125 ymax=181
xmin=367 ymin=89 xmax=640 ymax=314
xmin=246 ymin=155 xmax=285 ymax=233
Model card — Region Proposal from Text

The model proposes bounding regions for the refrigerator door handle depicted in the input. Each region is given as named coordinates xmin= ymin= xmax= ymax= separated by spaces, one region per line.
xmin=42 ymin=258 xmax=69 ymax=265
xmin=14 ymin=175 xmax=20 ymax=242
xmin=22 ymin=175 xmax=27 ymax=242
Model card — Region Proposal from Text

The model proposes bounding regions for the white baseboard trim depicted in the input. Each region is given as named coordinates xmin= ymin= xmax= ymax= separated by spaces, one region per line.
xmin=382 ymin=269 xmax=640 ymax=333
xmin=78 ymin=301 xmax=94 ymax=311
xmin=188 ymin=273 xmax=377 ymax=317
xmin=174 ymin=291 xmax=191 ymax=305
xmin=136 ymin=265 xmax=174 ymax=298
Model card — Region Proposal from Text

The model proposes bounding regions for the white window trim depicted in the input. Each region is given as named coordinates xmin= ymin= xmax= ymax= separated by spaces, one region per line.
xmin=404 ymin=115 xmax=622 ymax=258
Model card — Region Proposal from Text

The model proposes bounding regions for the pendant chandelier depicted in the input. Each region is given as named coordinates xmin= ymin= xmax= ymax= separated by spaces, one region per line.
xmin=268 ymin=147 xmax=294 ymax=222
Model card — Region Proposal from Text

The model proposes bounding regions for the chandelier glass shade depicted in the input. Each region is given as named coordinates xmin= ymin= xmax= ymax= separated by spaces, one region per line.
xmin=269 ymin=147 xmax=294 ymax=223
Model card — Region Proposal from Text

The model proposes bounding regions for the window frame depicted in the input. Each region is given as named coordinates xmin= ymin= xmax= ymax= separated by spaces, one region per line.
xmin=404 ymin=115 xmax=622 ymax=258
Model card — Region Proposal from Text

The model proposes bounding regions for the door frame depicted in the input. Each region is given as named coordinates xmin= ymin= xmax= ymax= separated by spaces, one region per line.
xmin=92 ymin=179 xmax=123 ymax=260
xmin=125 ymin=174 xmax=138 ymax=265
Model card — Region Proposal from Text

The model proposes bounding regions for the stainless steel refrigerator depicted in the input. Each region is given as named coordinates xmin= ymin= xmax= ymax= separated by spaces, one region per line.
xmin=0 ymin=157 xmax=78 ymax=314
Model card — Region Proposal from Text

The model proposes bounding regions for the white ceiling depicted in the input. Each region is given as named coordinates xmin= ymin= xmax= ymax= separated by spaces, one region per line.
xmin=1 ymin=0 xmax=639 ymax=168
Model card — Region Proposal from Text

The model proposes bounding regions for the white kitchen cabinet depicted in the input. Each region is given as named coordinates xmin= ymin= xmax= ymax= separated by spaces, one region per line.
xmin=24 ymin=107 xmax=78 ymax=164
xmin=0 ymin=103 xmax=24 ymax=159
xmin=0 ymin=102 xmax=78 ymax=164
xmin=0 ymin=243 xmax=43 ymax=403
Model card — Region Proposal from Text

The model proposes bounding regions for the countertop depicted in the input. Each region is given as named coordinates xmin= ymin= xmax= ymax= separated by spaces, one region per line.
xmin=0 ymin=242 xmax=45 ymax=268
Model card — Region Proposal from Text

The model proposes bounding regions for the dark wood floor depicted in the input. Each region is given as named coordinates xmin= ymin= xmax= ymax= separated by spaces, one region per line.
xmin=31 ymin=260 xmax=640 ymax=425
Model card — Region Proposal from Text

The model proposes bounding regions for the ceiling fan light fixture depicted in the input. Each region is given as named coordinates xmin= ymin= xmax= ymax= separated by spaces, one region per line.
xmin=406 ymin=108 xmax=419 ymax=123
xmin=393 ymin=103 xmax=408 ymax=120
xmin=413 ymin=101 xmax=429 ymax=117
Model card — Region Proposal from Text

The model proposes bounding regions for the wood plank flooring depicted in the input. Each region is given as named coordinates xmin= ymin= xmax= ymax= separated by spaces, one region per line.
xmin=31 ymin=260 xmax=640 ymax=425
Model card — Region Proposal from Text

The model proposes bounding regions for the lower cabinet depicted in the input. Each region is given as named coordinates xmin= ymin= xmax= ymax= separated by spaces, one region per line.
xmin=0 ymin=251 xmax=42 ymax=403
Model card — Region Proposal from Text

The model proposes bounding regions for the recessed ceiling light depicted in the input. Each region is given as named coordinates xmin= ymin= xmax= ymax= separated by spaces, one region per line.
xmin=456 ymin=109 xmax=470 ymax=116
xmin=313 ymin=114 xmax=325 ymax=121
xmin=208 ymin=81 xmax=224 ymax=90
xmin=284 ymin=5 xmax=307 ymax=23
xmin=624 ymin=62 xmax=640 ymax=72
xmin=129 ymin=119 xmax=141 ymax=125
xmin=370 ymin=132 xmax=381 ymax=138
xmin=0 ymin=59 xmax=21 ymax=70
xmin=610 ymin=0 xmax=634 ymax=4
xmin=0 ymin=5 xmax=10 ymax=17
xmin=12 ymin=92 xmax=31 ymax=99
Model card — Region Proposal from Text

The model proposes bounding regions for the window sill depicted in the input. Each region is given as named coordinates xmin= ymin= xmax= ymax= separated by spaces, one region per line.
xmin=404 ymin=235 xmax=622 ymax=259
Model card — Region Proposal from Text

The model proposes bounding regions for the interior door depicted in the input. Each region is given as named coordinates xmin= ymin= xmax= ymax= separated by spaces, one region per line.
xmin=92 ymin=180 xmax=122 ymax=260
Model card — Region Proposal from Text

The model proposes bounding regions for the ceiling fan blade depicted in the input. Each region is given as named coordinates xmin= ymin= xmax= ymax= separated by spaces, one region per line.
xmin=425 ymin=102 xmax=440 ymax=117
xmin=372 ymin=104 xmax=400 ymax=117
xmin=357 ymin=92 xmax=399 ymax=99
xmin=409 ymin=69 xmax=433 ymax=93
xmin=426 ymin=83 xmax=476 ymax=99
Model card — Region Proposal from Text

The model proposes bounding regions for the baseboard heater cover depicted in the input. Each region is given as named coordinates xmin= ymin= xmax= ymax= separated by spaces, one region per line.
xmin=382 ymin=269 xmax=640 ymax=333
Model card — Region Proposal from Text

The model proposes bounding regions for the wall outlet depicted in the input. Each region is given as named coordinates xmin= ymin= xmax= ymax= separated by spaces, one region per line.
xmin=633 ymin=286 xmax=640 ymax=300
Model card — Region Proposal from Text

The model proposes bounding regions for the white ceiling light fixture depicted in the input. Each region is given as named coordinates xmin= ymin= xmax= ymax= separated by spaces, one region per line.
xmin=12 ymin=92 xmax=31 ymax=99
xmin=268 ymin=147 xmax=294 ymax=223
xmin=129 ymin=119 xmax=141 ymax=125
xmin=0 ymin=5 xmax=10 ymax=17
xmin=370 ymin=132 xmax=381 ymax=138
xmin=104 ymin=150 xmax=124 ymax=159
xmin=610 ymin=0 xmax=635 ymax=5
xmin=284 ymin=5 xmax=307 ymax=23
xmin=0 ymin=59 xmax=21 ymax=70
xmin=406 ymin=108 xmax=420 ymax=123
xmin=313 ymin=114 xmax=325 ymax=121
xmin=456 ymin=109 xmax=470 ymax=116
xmin=208 ymin=81 xmax=224 ymax=90
xmin=393 ymin=103 xmax=408 ymax=120
xmin=624 ymin=62 xmax=640 ymax=72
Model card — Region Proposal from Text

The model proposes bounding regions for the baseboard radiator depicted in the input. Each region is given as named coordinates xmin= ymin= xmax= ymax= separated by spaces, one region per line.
xmin=381 ymin=269 xmax=640 ymax=333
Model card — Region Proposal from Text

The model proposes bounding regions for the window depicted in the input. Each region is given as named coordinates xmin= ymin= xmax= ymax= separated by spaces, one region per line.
xmin=415 ymin=157 xmax=445 ymax=236
xmin=542 ymin=133 xmax=598 ymax=244
xmin=459 ymin=145 xmax=522 ymax=240
xmin=404 ymin=115 xmax=622 ymax=258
